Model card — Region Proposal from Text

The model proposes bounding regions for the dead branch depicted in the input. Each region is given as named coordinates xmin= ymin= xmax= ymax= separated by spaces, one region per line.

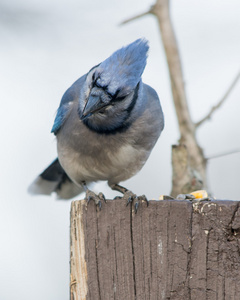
xmin=122 ymin=0 xmax=207 ymax=196
xmin=195 ymin=71 xmax=240 ymax=128
xmin=120 ymin=8 xmax=153 ymax=25
xmin=149 ymin=0 xmax=207 ymax=194
xmin=121 ymin=0 xmax=195 ymax=143
xmin=150 ymin=0 xmax=196 ymax=143
xmin=206 ymin=148 xmax=240 ymax=160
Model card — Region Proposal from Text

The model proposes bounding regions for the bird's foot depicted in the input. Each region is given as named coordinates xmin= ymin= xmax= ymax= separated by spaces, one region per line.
xmin=122 ymin=191 xmax=148 ymax=213
xmin=110 ymin=183 xmax=148 ymax=213
xmin=85 ymin=190 xmax=106 ymax=210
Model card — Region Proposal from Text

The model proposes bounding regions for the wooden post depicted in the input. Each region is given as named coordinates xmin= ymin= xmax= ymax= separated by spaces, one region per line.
xmin=70 ymin=199 xmax=240 ymax=300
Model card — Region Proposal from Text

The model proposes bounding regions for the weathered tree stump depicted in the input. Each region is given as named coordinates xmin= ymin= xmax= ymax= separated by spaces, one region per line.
xmin=70 ymin=199 xmax=240 ymax=300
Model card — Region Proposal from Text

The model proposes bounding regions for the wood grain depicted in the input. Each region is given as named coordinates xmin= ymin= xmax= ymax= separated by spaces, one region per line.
xmin=70 ymin=199 xmax=240 ymax=300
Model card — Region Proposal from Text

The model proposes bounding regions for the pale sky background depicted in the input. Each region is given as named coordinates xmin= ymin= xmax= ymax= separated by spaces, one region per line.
xmin=1 ymin=0 xmax=240 ymax=299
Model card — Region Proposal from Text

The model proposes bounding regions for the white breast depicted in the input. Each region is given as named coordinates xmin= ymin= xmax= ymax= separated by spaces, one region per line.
xmin=107 ymin=144 xmax=149 ymax=184
xmin=58 ymin=143 xmax=148 ymax=186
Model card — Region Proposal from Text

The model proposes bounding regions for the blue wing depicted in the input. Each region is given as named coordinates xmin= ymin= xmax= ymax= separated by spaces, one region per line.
xmin=51 ymin=101 xmax=71 ymax=135
xmin=51 ymin=90 xmax=73 ymax=135
xmin=51 ymin=75 xmax=86 ymax=135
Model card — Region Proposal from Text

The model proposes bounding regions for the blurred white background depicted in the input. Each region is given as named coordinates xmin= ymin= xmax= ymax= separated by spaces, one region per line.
xmin=0 ymin=0 xmax=240 ymax=299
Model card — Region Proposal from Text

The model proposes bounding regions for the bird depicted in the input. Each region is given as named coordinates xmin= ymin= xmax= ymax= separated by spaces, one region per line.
xmin=29 ymin=38 xmax=164 ymax=212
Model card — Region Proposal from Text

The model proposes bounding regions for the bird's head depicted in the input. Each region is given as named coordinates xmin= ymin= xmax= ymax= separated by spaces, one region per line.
xmin=79 ymin=38 xmax=149 ymax=133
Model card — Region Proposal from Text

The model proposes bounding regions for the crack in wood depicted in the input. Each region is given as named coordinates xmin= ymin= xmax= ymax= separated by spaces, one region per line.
xmin=130 ymin=202 xmax=137 ymax=299
xmin=166 ymin=205 xmax=172 ymax=297
xmin=95 ymin=217 xmax=102 ymax=300
xmin=113 ymin=227 xmax=118 ymax=298
xmin=185 ymin=204 xmax=193 ymax=300
xmin=206 ymin=227 xmax=211 ymax=299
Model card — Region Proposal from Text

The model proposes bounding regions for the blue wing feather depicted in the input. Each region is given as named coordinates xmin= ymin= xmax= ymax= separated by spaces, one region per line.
xmin=51 ymin=87 xmax=75 ymax=135
xmin=51 ymin=103 xmax=71 ymax=135
xmin=51 ymin=75 xmax=86 ymax=135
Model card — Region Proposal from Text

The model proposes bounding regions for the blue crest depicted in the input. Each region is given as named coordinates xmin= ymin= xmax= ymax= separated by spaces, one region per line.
xmin=96 ymin=38 xmax=149 ymax=96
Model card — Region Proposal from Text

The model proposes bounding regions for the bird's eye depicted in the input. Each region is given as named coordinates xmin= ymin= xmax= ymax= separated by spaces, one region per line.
xmin=112 ymin=89 xmax=125 ymax=101
xmin=116 ymin=95 xmax=125 ymax=101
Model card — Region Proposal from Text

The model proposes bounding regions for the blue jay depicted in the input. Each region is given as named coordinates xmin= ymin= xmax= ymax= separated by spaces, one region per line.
xmin=29 ymin=38 xmax=164 ymax=212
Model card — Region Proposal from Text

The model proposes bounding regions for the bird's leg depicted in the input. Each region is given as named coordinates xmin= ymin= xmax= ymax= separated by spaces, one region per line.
xmin=110 ymin=183 xmax=148 ymax=213
xmin=82 ymin=181 xmax=106 ymax=210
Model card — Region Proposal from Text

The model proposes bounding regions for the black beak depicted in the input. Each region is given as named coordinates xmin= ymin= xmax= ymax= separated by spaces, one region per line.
xmin=81 ymin=95 xmax=108 ymax=120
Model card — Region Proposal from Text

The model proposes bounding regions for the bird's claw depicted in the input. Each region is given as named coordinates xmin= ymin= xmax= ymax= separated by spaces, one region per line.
xmin=138 ymin=195 xmax=149 ymax=207
xmin=134 ymin=202 xmax=139 ymax=214
xmin=98 ymin=192 xmax=106 ymax=203
xmin=134 ymin=195 xmax=148 ymax=213
xmin=125 ymin=191 xmax=137 ymax=206
xmin=122 ymin=191 xmax=148 ymax=213
xmin=97 ymin=199 xmax=102 ymax=210
xmin=85 ymin=190 xmax=105 ymax=210
xmin=113 ymin=196 xmax=122 ymax=200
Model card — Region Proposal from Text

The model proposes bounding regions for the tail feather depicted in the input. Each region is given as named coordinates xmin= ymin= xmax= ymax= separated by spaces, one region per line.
xmin=28 ymin=158 xmax=83 ymax=199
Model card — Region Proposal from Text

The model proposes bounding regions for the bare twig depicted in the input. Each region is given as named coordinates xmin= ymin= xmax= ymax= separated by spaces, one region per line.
xmin=207 ymin=148 xmax=240 ymax=160
xmin=120 ymin=8 xmax=152 ymax=25
xmin=195 ymin=71 xmax=240 ymax=128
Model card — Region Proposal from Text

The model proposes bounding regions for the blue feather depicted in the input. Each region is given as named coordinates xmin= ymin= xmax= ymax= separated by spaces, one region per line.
xmin=51 ymin=87 xmax=75 ymax=135
xmin=95 ymin=38 xmax=149 ymax=97
xmin=51 ymin=103 xmax=71 ymax=135
xmin=51 ymin=75 xmax=86 ymax=135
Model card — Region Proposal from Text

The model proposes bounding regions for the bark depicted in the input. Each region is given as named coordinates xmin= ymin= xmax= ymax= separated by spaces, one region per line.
xmin=171 ymin=144 xmax=203 ymax=196
xmin=70 ymin=199 xmax=240 ymax=300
